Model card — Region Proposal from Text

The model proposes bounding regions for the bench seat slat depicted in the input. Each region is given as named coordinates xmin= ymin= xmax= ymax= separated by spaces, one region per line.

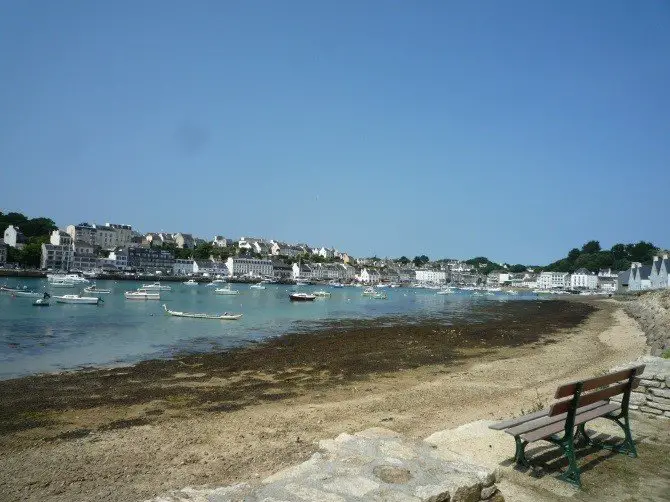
xmin=489 ymin=408 xmax=549 ymax=430
xmin=504 ymin=401 xmax=607 ymax=437
xmin=555 ymin=365 xmax=645 ymax=398
xmin=520 ymin=402 xmax=620 ymax=443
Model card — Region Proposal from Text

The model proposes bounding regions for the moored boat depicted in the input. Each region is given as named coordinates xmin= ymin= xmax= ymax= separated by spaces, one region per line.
xmin=249 ymin=283 xmax=266 ymax=290
xmin=214 ymin=286 xmax=239 ymax=295
xmin=313 ymin=290 xmax=331 ymax=298
xmin=183 ymin=279 xmax=198 ymax=286
xmin=125 ymin=288 xmax=160 ymax=300
xmin=47 ymin=278 xmax=76 ymax=288
xmin=33 ymin=292 xmax=51 ymax=306
xmin=1 ymin=286 xmax=43 ymax=298
xmin=289 ymin=292 xmax=316 ymax=302
xmin=371 ymin=292 xmax=388 ymax=299
xmin=54 ymin=294 xmax=102 ymax=305
xmin=361 ymin=287 xmax=377 ymax=297
xmin=436 ymin=287 xmax=454 ymax=295
xmin=142 ymin=282 xmax=172 ymax=291
xmin=162 ymin=304 xmax=242 ymax=320
xmin=84 ymin=284 xmax=111 ymax=294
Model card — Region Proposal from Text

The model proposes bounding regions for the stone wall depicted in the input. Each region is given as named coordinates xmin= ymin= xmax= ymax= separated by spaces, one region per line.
xmin=611 ymin=356 xmax=670 ymax=419
xmin=622 ymin=289 xmax=670 ymax=356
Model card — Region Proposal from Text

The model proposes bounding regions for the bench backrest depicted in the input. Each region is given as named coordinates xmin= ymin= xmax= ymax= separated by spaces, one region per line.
xmin=549 ymin=365 xmax=645 ymax=417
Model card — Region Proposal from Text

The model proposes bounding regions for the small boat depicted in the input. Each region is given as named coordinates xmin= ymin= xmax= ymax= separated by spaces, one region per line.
xmin=361 ymin=287 xmax=377 ymax=297
xmin=329 ymin=281 xmax=344 ymax=288
xmin=54 ymin=294 xmax=102 ymax=305
xmin=1 ymin=286 xmax=43 ymax=298
xmin=505 ymin=290 xmax=519 ymax=295
xmin=436 ymin=287 xmax=454 ymax=295
xmin=183 ymin=279 xmax=198 ymax=286
xmin=163 ymin=304 xmax=242 ymax=320
xmin=371 ymin=292 xmax=388 ymax=299
xmin=48 ymin=279 xmax=76 ymax=288
xmin=289 ymin=292 xmax=316 ymax=302
xmin=125 ymin=288 xmax=160 ymax=300
xmin=206 ymin=279 xmax=227 ymax=287
xmin=47 ymin=273 xmax=89 ymax=284
xmin=84 ymin=285 xmax=111 ymax=294
xmin=295 ymin=281 xmax=309 ymax=286
xmin=142 ymin=282 xmax=172 ymax=291
xmin=215 ymin=286 xmax=239 ymax=295
xmin=250 ymin=283 xmax=266 ymax=290
xmin=33 ymin=293 xmax=51 ymax=306
xmin=313 ymin=290 xmax=331 ymax=298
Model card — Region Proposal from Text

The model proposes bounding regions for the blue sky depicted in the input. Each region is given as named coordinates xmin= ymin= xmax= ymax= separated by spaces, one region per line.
xmin=1 ymin=1 xmax=668 ymax=265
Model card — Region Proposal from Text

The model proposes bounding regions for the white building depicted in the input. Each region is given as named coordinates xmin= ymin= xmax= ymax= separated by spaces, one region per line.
xmin=173 ymin=259 xmax=196 ymax=275
xmin=94 ymin=225 xmax=116 ymax=249
xmin=3 ymin=225 xmax=26 ymax=249
xmin=649 ymin=255 xmax=670 ymax=290
xmin=40 ymin=243 xmax=73 ymax=270
xmin=174 ymin=233 xmax=195 ymax=249
xmin=359 ymin=268 xmax=382 ymax=284
xmin=317 ymin=247 xmax=335 ymax=259
xmin=71 ymin=240 xmax=98 ymax=271
xmin=536 ymin=272 xmax=570 ymax=289
xmin=50 ymin=230 xmax=73 ymax=246
xmin=213 ymin=236 xmax=232 ymax=248
xmin=570 ymin=268 xmax=598 ymax=290
xmin=226 ymin=257 xmax=273 ymax=278
xmin=105 ymin=223 xmax=133 ymax=247
xmin=628 ymin=263 xmax=652 ymax=291
xmin=415 ymin=269 xmax=447 ymax=284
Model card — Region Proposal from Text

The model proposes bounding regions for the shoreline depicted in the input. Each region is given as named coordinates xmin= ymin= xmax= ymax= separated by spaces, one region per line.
xmin=0 ymin=297 xmax=649 ymax=502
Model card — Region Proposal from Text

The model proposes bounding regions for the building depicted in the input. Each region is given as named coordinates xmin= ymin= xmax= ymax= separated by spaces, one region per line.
xmin=521 ymin=274 xmax=538 ymax=289
xmin=0 ymin=239 xmax=7 ymax=264
xmin=213 ymin=236 xmax=232 ymax=248
xmin=71 ymin=240 xmax=98 ymax=271
xmin=597 ymin=276 xmax=618 ymax=292
xmin=193 ymin=259 xmax=228 ymax=276
xmin=50 ymin=230 xmax=72 ymax=247
xmin=536 ymin=271 xmax=570 ymax=289
xmin=272 ymin=260 xmax=293 ymax=280
xmin=127 ymin=247 xmax=175 ymax=273
xmin=316 ymin=247 xmax=335 ymax=259
xmin=292 ymin=263 xmax=313 ymax=280
xmin=3 ymin=225 xmax=27 ymax=249
xmin=66 ymin=223 xmax=97 ymax=246
xmin=174 ymin=233 xmax=195 ymax=249
xmin=627 ymin=263 xmax=652 ymax=292
xmin=617 ymin=270 xmax=631 ymax=292
xmin=226 ymin=257 xmax=273 ymax=278
xmin=270 ymin=241 xmax=303 ymax=258
xmin=415 ymin=269 xmax=447 ymax=284
xmin=40 ymin=243 xmax=73 ymax=271
xmin=105 ymin=223 xmax=133 ymax=247
xmin=570 ymin=268 xmax=598 ymax=290
xmin=649 ymin=254 xmax=670 ymax=290
xmin=173 ymin=259 xmax=195 ymax=275
xmin=94 ymin=225 xmax=116 ymax=249
xmin=113 ymin=250 xmax=129 ymax=270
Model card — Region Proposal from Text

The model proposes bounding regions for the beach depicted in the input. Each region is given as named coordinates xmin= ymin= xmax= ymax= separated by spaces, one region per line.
xmin=0 ymin=298 xmax=650 ymax=501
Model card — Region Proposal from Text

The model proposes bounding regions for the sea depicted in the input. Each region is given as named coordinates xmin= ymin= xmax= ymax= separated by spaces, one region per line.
xmin=0 ymin=278 xmax=541 ymax=380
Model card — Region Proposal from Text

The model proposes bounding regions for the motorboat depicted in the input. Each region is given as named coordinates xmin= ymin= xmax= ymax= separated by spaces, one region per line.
xmin=1 ymin=285 xmax=43 ymax=298
xmin=313 ymin=290 xmax=331 ymax=297
xmin=142 ymin=282 xmax=172 ymax=291
xmin=289 ymin=292 xmax=316 ymax=302
xmin=47 ymin=273 xmax=89 ymax=284
xmin=33 ymin=298 xmax=50 ymax=307
xmin=125 ymin=288 xmax=160 ymax=300
xmin=328 ymin=281 xmax=344 ymax=288
xmin=250 ymin=283 xmax=266 ymax=290
xmin=371 ymin=292 xmax=388 ymax=299
xmin=47 ymin=278 xmax=76 ymax=288
xmin=214 ymin=286 xmax=239 ymax=295
xmin=83 ymin=284 xmax=111 ymax=294
xmin=163 ymin=304 xmax=242 ymax=320
xmin=206 ymin=279 xmax=227 ymax=286
xmin=54 ymin=294 xmax=102 ymax=305
xmin=361 ymin=287 xmax=377 ymax=297
xmin=436 ymin=287 xmax=454 ymax=295
xmin=183 ymin=279 xmax=198 ymax=286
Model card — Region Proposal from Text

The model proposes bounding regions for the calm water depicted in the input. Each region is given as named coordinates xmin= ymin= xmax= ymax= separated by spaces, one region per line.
xmin=0 ymin=278 xmax=540 ymax=380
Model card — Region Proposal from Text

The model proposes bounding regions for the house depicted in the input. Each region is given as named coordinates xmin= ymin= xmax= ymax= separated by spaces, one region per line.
xmin=415 ymin=269 xmax=447 ymax=284
xmin=292 ymin=262 xmax=314 ymax=280
xmin=127 ymin=247 xmax=176 ymax=273
xmin=173 ymin=259 xmax=195 ymax=275
xmin=521 ymin=273 xmax=538 ymax=289
xmin=598 ymin=276 xmax=618 ymax=292
xmin=104 ymin=223 xmax=133 ymax=247
xmin=3 ymin=225 xmax=27 ymax=249
xmin=66 ymin=223 xmax=97 ymax=246
xmin=94 ymin=225 xmax=117 ymax=249
xmin=50 ymin=230 xmax=72 ymax=247
xmin=194 ymin=260 xmax=215 ymax=275
xmin=628 ymin=263 xmax=652 ymax=291
xmin=272 ymin=260 xmax=293 ymax=280
xmin=40 ymin=243 xmax=73 ymax=271
xmin=213 ymin=236 xmax=232 ymax=248
xmin=317 ymin=247 xmax=335 ymax=259
xmin=617 ymin=270 xmax=631 ymax=292
xmin=570 ymin=268 xmax=598 ymax=290
xmin=174 ymin=233 xmax=195 ymax=249
xmin=360 ymin=268 xmax=382 ymax=284
xmin=598 ymin=268 xmax=618 ymax=279
xmin=536 ymin=272 xmax=570 ymax=289
xmin=158 ymin=233 xmax=176 ymax=246
xmin=649 ymin=254 xmax=670 ymax=289
xmin=71 ymin=240 xmax=98 ymax=271
xmin=270 ymin=241 xmax=304 ymax=258
xmin=0 ymin=239 xmax=6 ymax=264
xmin=226 ymin=257 xmax=273 ymax=278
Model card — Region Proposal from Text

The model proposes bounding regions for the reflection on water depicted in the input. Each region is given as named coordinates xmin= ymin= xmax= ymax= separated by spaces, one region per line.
xmin=0 ymin=278 xmax=540 ymax=379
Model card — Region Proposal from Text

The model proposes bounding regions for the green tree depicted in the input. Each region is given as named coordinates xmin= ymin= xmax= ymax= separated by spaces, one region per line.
xmin=567 ymin=248 xmax=580 ymax=261
xmin=413 ymin=255 xmax=430 ymax=267
xmin=508 ymin=264 xmax=527 ymax=273
xmin=396 ymin=256 xmax=410 ymax=265
xmin=581 ymin=240 xmax=601 ymax=254
xmin=193 ymin=242 xmax=213 ymax=260
xmin=19 ymin=243 xmax=42 ymax=268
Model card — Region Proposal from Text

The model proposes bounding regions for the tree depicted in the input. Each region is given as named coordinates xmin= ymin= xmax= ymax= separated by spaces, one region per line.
xmin=396 ymin=256 xmax=410 ymax=265
xmin=413 ymin=255 xmax=429 ymax=267
xmin=508 ymin=264 xmax=527 ymax=273
xmin=20 ymin=243 xmax=42 ymax=268
xmin=581 ymin=240 xmax=601 ymax=254
xmin=193 ymin=242 xmax=213 ymax=260
xmin=567 ymin=248 xmax=580 ymax=262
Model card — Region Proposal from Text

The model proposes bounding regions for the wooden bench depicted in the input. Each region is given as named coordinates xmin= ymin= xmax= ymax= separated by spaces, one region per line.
xmin=489 ymin=365 xmax=645 ymax=487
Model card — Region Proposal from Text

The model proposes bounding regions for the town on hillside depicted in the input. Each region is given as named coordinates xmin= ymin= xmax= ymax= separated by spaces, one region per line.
xmin=1 ymin=215 xmax=669 ymax=293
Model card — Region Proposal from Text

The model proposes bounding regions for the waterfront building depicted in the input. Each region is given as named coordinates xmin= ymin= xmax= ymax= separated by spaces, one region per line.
xmin=174 ymin=233 xmax=195 ymax=249
xmin=415 ymin=269 xmax=447 ymax=284
xmin=105 ymin=223 xmax=133 ymax=247
xmin=127 ymin=247 xmax=175 ymax=273
xmin=270 ymin=241 xmax=303 ymax=258
xmin=173 ymin=259 xmax=195 ymax=275
xmin=598 ymin=276 xmax=618 ymax=292
xmin=0 ymin=239 xmax=7 ymax=264
xmin=50 ymin=230 xmax=72 ymax=246
xmin=71 ymin=240 xmax=98 ymax=271
xmin=272 ymin=260 xmax=293 ymax=280
xmin=113 ymin=250 xmax=129 ymax=270
xmin=3 ymin=225 xmax=27 ymax=249
xmin=628 ymin=262 xmax=652 ymax=291
xmin=536 ymin=272 xmax=570 ymax=289
xmin=94 ymin=225 xmax=116 ymax=249
xmin=521 ymin=273 xmax=538 ymax=289
xmin=40 ymin=243 xmax=73 ymax=271
xmin=292 ymin=262 xmax=314 ymax=280
xmin=213 ymin=236 xmax=232 ymax=248
xmin=226 ymin=257 xmax=273 ymax=278
xmin=66 ymin=223 xmax=97 ymax=246
xmin=649 ymin=255 xmax=670 ymax=289
xmin=570 ymin=268 xmax=598 ymax=290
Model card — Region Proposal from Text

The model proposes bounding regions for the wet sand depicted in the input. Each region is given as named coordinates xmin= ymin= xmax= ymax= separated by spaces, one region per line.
xmin=0 ymin=299 xmax=649 ymax=501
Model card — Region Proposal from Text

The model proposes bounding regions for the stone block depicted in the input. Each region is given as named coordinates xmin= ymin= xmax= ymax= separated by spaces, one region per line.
xmin=322 ymin=476 xmax=380 ymax=498
xmin=646 ymin=399 xmax=670 ymax=412
xmin=282 ymin=483 xmax=346 ymax=502
xmin=654 ymin=373 xmax=665 ymax=381
xmin=612 ymin=392 xmax=647 ymax=405
xmin=639 ymin=379 xmax=662 ymax=388
xmin=481 ymin=485 xmax=498 ymax=499
xmin=665 ymin=411 xmax=670 ymax=418
xmin=451 ymin=482 xmax=481 ymax=502
xmin=649 ymin=387 xmax=670 ymax=399
xmin=414 ymin=483 xmax=452 ymax=502
xmin=639 ymin=406 xmax=663 ymax=415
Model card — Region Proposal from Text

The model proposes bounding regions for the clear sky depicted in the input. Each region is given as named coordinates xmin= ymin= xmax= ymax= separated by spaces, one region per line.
xmin=1 ymin=1 xmax=668 ymax=265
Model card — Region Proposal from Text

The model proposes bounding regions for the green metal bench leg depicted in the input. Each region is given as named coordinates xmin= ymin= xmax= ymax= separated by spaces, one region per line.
xmin=576 ymin=424 xmax=591 ymax=446
xmin=514 ymin=436 xmax=530 ymax=467
xmin=557 ymin=439 xmax=582 ymax=488
xmin=600 ymin=414 xmax=638 ymax=458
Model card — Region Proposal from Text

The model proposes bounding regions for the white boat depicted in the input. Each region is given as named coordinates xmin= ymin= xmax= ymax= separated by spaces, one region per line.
xmin=329 ymin=281 xmax=344 ymax=288
xmin=436 ymin=287 xmax=455 ymax=295
xmin=124 ymin=288 xmax=160 ymax=300
xmin=289 ymin=292 xmax=316 ymax=302
xmin=361 ymin=287 xmax=377 ymax=297
xmin=48 ymin=278 xmax=76 ymax=288
xmin=183 ymin=279 xmax=198 ymax=286
xmin=0 ymin=286 xmax=43 ymax=298
xmin=505 ymin=290 xmax=519 ymax=295
xmin=250 ymin=283 xmax=266 ymax=290
xmin=214 ymin=286 xmax=239 ymax=295
xmin=163 ymin=304 xmax=242 ymax=320
xmin=142 ymin=282 xmax=172 ymax=291
xmin=48 ymin=273 xmax=89 ymax=284
xmin=207 ymin=279 xmax=227 ymax=286
xmin=295 ymin=281 xmax=309 ymax=286
xmin=371 ymin=292 xmax=388 ymax=299
xmin=313 ymin=290 xmax=331 ymax=297
xmin=83 ymin=285 xmax=111 ymax=294
xmin=54 ymin=294 xmax=101 ymax=304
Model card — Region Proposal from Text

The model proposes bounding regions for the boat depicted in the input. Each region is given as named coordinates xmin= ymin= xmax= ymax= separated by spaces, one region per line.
xmin=289 ymin=292 xmax=316 ymax=302
xmin=124 ymin=288 xmax=160 ymax=300
xmin=83 ymin=284 xmax=111 ymax=294
xmin=206 ymin=279 xmax=227 ymax=286
xmin=295 ymin=281 xmax=309 ymax=286
xmin=183 ymin=279 xmax=198 ymax=286
xmin=361 ymin=287 xmax=377 ymax=297
xmin=328 ymin=281 xmax=345 ymax=288
xmin=54 ymin=294 xmax=102 ymax=305
xmin=47 ymin=273 xmax=89 ymax=284
xmin=163 ymin=304 xmax=242 ymax=320
xmin=1 ymin=286 xmax=43 ymax=298
xmin=47 ymin=278 xmax=76 ymax=288
xmin=214 ymin=286 xmax=239 ymax=295
xmin=142 ymin=282 xmax=172 ymax=291
xmin=436 ymin=287 xmax=455 ymax=295
xmin=371 ymin=292 xmax=388 ymax=299
xmin=32 ymin=292 xmax=51 ymax=306
xmin=505 ymin=290 xmax=519 ymax=295
xmin=313 ymin=290 xmax=331 ymax=297
xmin=250 ymin=283 xmax=266 ymax=290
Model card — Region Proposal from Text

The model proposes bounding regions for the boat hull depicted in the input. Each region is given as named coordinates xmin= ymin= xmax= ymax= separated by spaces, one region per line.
xmin=125 ymin=293 xmax=160 ymax=300
xmin=289 ymin=293 xmax=316 ymax=302
xmin=54 ymin=296 xmax=100 ymax=304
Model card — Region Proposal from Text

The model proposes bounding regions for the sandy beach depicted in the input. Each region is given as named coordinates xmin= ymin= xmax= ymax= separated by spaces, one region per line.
xmin=0 ymin=298 xmax=650 ymax=501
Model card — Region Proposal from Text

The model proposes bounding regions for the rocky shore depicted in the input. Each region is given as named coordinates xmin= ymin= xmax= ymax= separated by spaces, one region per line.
xmin=621 ymin=289 xmax=670 ymax=356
